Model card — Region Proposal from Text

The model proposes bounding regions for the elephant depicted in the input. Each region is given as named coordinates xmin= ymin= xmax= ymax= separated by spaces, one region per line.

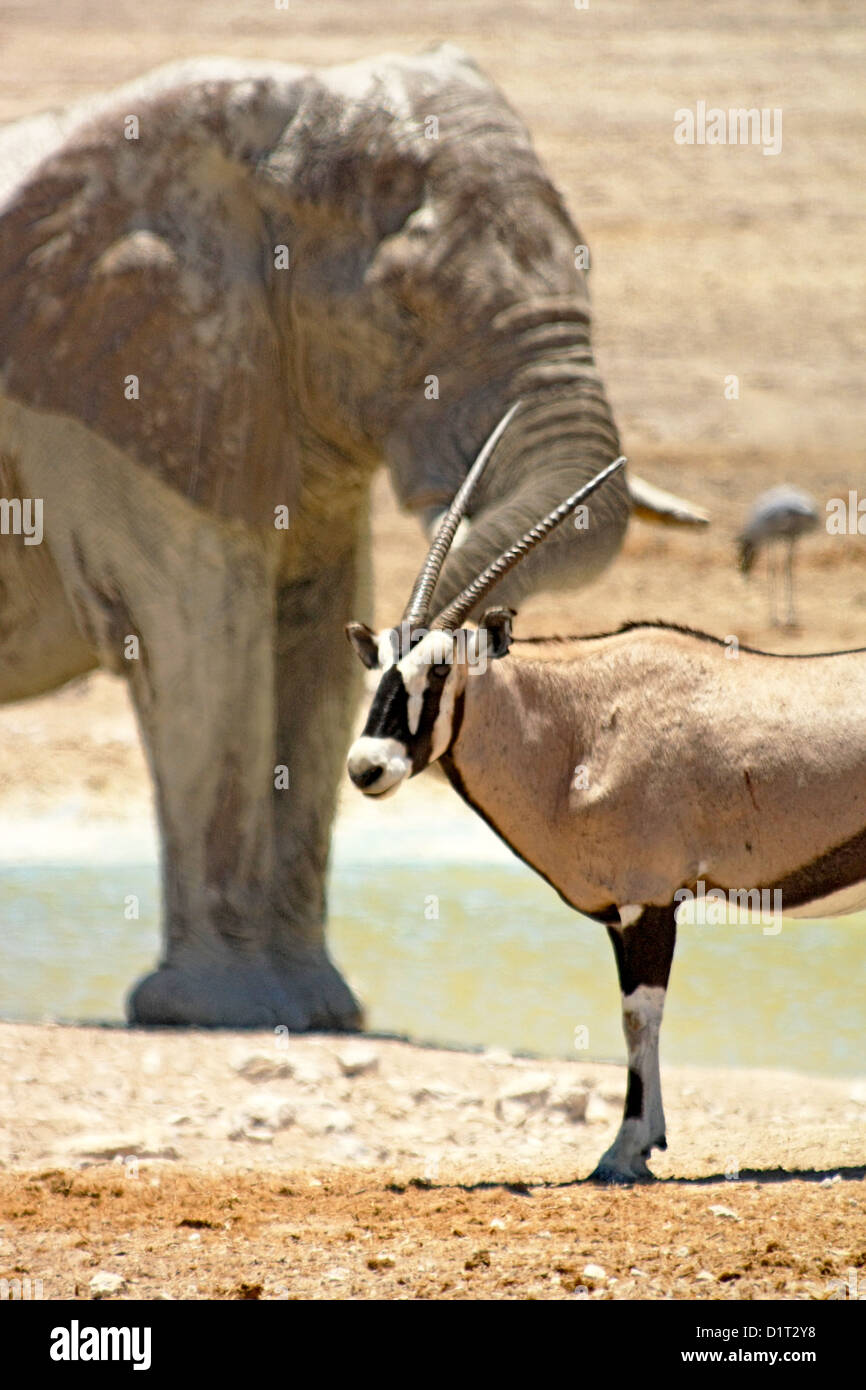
xmin=0 ymin=45 xmax=706 ymax=1028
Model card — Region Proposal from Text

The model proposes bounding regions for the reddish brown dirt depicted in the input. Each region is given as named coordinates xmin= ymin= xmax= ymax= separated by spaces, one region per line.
xmin=2 ymin=1167 xmax=864 ymax=1301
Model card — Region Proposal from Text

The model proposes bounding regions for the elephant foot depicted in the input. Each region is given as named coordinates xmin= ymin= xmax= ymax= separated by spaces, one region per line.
xmin=127 ymin=953 xmax=363 ymax=1030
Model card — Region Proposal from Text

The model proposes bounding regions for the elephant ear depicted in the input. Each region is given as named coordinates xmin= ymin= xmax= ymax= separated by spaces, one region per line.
xmin=0 ymin=66 xmax=307 ymax=528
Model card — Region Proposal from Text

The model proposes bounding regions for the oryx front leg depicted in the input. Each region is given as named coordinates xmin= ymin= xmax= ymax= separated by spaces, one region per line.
xmin=592 ymin=905 xmax=676 ymax=1183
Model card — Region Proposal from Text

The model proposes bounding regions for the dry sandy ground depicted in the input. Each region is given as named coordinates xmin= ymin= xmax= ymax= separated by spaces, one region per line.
xmin=1 ymin=0 xmax=865 ymax=1300
xmin=0 ymin=1023 xmax=864 ymax=1300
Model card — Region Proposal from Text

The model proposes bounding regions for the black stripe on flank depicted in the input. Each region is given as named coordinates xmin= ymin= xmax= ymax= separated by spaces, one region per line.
xmin=766 ymin=821 xmax=866 ymax=911
xmin=691 ymin=823 xmax=866 ymax=920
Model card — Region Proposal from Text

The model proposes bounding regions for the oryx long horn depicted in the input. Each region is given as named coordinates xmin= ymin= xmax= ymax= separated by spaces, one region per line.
xmin=402 ymin=401 xmax=523 ymax=626
xmin=431 ymin=455 xmax=627 ymax=631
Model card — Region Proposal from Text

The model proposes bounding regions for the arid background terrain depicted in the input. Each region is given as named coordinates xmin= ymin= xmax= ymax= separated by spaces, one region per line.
xmin=0 ymin=0 xmax=864 ymax=1300
xmin=1 ymin=1023 xmax=865 ymax=1300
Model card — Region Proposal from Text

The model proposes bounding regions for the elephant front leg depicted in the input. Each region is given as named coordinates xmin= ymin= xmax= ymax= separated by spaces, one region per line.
xmin=125 ymin=528 xmax=359 ymax=1029
xmin=124 ymin=532 xmax=285 ymax=1025
xmin=265 ymin=544 xmax=371 ymax=1031
xmin=591 ymin=906 xmax=676 ymax=1183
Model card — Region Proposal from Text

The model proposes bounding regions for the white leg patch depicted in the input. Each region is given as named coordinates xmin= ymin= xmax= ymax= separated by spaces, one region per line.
xmin=618 ymin=904 xmax=644 ymax=927
xmin=596 ymin=984 xmax=667 ymax=1181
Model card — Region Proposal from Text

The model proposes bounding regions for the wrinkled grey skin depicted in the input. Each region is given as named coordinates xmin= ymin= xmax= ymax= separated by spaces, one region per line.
xmin=0 ymin=46 xmax=652 ymax=1027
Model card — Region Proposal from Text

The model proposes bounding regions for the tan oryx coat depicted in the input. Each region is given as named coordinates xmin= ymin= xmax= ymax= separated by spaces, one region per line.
xmin=445 ymin=625 xmax=866 ymax=921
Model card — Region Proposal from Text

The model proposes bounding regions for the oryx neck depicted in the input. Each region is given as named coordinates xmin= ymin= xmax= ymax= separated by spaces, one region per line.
xmin=441 ymin=654 xmax=595 ymax=904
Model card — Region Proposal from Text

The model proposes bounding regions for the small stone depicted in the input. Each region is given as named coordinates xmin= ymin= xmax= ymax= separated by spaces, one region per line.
xmin=68 ymin=1134 xmax=146 ymax=1159
xmin=386 ymin=1078 xmax=412 ymax=1095
xmin=585 ymin=1094 xmax=614 ymax=1124
xmin=482 ymin=1047 xmax=514 ymax=1066
xmin=329 ymin=1136 xmax=374 ymax=1164
xmin=325 ymin=1267 xmax=349 ymax=1282
xmin=227 ymin=1126 xmax=273 ymax=1145
xmin=489 ymin=1218 xmax=506 ymax=1231
xmin=494 ymin=1072 xmax=555 ymax=1123
xmin=582 ymin=1263 xmax=606 ymax=1281
xmin=548 ymin=1084 xmax=590 ymax=1123
xmin=323 ymin=1108 xmax=354 ymax=1134
xmin=235 ymin=1092 xmax=295 ymax=1133
xmin=296 ymin=1103 xmax=353 ymax=1136
xmin=89 ymin=1271 xmax=126 ymax=1297
xmin=367 ymin=1253 xmax=395 ymax=1270
xmin=66 ymin=1135 xmax=178 ymax=1161
xmin=820 ymin=1174 xmax=841 ymax=1186
xmin=696 ymin=1270 xmax=715 ymax=1282
xmin=709 ymin=1205 xmax=740 ymax=1220
xmin=465 ymin=1249 xmax=491 ymax=1271
xmin=335 ymin=1043 xmax=379 ymax=1077
xmin=291 ymin=1061 xmax=324 ymax=1087
xmin=630 ymin=1268 xmax=647 ymax=1277
xmin=413 ymin=1085 xmax=462 ymax=1104
xmin=232 ymin=1052 xmax=295 ymax=1083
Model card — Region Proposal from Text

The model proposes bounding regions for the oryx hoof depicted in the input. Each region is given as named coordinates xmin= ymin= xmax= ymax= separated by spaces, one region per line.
xmin=588 ymin=1159 xmax=655 ymax=1186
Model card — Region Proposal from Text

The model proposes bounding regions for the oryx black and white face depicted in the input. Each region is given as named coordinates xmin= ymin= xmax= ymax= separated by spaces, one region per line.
xmin=345 ymin=612 xmax=513 ymax=797
xmin=343 ymin=407 xmax=624 ymax=799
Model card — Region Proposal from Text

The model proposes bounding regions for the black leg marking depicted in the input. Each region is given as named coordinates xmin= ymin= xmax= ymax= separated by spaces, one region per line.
xmin=606 ymin=905 xmax=677 ymax=995
xmin=590 ymin=904 xmax=677 ymax=1183
xmin=625 ymin=1067 xmax=644 ymax=1120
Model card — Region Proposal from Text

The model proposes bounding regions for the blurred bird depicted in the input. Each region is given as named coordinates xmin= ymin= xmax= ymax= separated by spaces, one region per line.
xmin=737 ymin=485 xmax=819 ymax=629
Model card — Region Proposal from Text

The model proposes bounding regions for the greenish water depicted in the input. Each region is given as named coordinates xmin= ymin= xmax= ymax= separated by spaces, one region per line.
xmin=0 ymin=859 xmax=862 ymax=1076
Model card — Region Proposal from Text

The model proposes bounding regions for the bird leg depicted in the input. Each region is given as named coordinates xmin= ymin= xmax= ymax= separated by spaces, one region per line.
xmin=783 ymin=539 xmax=798 ymax=629
xmin=766 ymin=546 xmax=780 ymax=627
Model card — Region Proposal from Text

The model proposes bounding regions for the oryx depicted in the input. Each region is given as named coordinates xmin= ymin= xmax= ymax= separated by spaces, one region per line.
xmin=346 ymin=409 xmax=866 ymax=1181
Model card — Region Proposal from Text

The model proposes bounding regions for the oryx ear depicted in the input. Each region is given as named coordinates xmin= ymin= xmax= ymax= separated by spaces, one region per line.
xmin=481 ymin=607 xmax=515 ymax=659
xmin=345 ymin=621 xmax=380 ymax=670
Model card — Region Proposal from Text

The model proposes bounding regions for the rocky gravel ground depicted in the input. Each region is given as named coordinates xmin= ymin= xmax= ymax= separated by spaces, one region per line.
xmin=2 ymin=1023 xmax=865 ymax=1185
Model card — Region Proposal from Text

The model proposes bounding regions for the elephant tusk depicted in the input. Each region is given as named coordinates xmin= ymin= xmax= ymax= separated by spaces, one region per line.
xmin=627 ymin=474 xmax=710 ymax=527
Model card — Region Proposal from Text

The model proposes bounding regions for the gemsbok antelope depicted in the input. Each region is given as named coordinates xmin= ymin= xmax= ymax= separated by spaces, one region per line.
xmin=345 ymin=410 xmax=866 ymax=1181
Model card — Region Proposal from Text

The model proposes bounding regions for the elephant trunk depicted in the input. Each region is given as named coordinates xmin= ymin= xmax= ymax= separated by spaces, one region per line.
xmin=385 ymin=294 xmax=630 ymax=617
xmin=431 ymin=382 xmax=629 ymax=616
